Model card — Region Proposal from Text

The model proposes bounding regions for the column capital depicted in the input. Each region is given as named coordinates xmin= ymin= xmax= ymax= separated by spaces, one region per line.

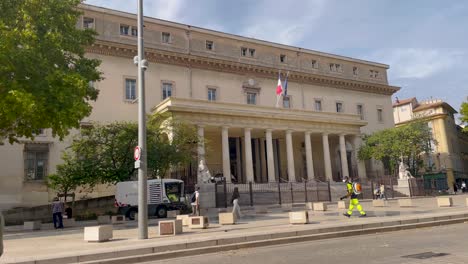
xmin=286 ymin=129 xmax=293 ymax=134
xmin=244 ymin=127 xmax=252 ymax=132
xmin=266 ymin=128 xmax=273 ymax=133
xmin=322 ymin=132 xmax=329 ymax=137
xmin=222 ymin=126 xmax=229 ymax=130
xmin=197 ymin=124 xmax=205 ymax=129
xmin=304 ymin=131 xmax=311 ymax=136
xmin=339 ymin=133 xmax=347 ymax=137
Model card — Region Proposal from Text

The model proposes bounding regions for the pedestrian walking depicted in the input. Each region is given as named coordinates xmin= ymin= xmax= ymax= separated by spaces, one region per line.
xmin=379 ymin=183 xmax=387 ymax=200
xmin=191 ymin=187 xmax=200 ymax=216
xmin=51 ymin=197 xmax=64 ymax=229
xmin=340 ymin=177 xmax=366 ymax=218
xmin=231 ymin=187 xmax=242 ymax=219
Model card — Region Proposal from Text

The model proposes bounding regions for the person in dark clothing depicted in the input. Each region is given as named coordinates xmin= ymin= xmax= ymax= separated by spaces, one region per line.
xmin=51 ymin=197 xmax=64 ymax=229
xmin=231 ymin=187 xmax=242 ymax=219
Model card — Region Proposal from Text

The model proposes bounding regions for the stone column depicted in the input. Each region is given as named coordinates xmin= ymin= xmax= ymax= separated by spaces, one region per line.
xmin=304 ymin=131 xmax=314 ymax=180
xmin=286 ymin=130 xmax=296 ymax=182
xmin=339 ymin=134 xmax=349 ymax=179
xmin=322 ymin=133 xmax=333 ymax=181
xmin=260 ymin=139 xmax=267 ymax=183
xmin=353 ymin=135 xmax=367 ymax=179
xmin=197 ymin=125 xmax=205 ymax=184
xmin=266 ymin=129 xmax=276 ymax=182
xmin=244 ymin=128 xmax=254 ymax=183
xmin=222 ymin=126 xmax=231 ymax=183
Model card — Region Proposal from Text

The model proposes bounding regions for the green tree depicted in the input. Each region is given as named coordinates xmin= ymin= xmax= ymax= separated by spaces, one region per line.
xmin=0 ymin=0 xmax=101 ymax=143
xmin=461 ymin=101 xmax=468 ymax=132
xmin=58 ymin=120 xmax=198 ymax=187
xmin=46 ymin=156 xmax=82 ymax=203
xmin=359 ymin=121 xmax=435 ymax=176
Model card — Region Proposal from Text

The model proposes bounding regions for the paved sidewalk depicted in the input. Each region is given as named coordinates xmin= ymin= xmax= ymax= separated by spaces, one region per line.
xmin=1 ymin=195 xmax=468 ymax=264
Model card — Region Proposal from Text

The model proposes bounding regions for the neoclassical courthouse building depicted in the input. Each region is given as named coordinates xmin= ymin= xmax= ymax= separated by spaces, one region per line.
xmin=0 ymin=4 xmax=400 ymax=207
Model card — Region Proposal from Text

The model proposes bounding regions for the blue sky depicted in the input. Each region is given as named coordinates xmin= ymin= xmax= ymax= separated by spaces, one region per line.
xmin=85 ymin=0 xmax=467 ymax=122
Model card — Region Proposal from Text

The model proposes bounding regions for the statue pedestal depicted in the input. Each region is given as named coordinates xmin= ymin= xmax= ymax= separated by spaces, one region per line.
xmin=398 ymin=179 xmax=410 ymax=187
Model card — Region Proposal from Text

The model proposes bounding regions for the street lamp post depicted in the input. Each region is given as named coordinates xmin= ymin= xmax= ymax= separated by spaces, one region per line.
xmin=136 ymin=0 xmax=148 ymax=240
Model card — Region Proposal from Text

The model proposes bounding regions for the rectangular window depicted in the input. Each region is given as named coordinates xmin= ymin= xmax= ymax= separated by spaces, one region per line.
xmin=131 ymin=27 xmax=138 ymax=36
xmin=162 ymin=82 xmax=173 ymax=100
xmin=83 ymin=17 xmax=95 ymax=29
xmin=125 ymin=78 xmax=136 ymax=100
xmin=314 ymin=99 xmax=322 ymax=111
xmin=336 ymin=102 xmax=343 ymax=113
xmin=370 ymin=70 xmax=379 ymax=78
xmin=120 ymin=25 xmax=130 ymax=35
xmin=283 ymin=96 xmax=290 ymax=108
xmin=311 ymin=60 xmax=318 ymax=69
xmin=280 ymin=54 xmax=286 ymax=63
xmin=249 ymin=48 xmax=256 ymax=57
xmin=330 ymin=63 xmax=342 ymax=72
xmin=24 ymin=144 xmax=48 ymax=181
xmin=246 ymin=92 xmax=257 ymax=105
xmin=206 ymin=40 xmax=214 ymax=50
xmin=357 ymin=104 xmax=364 ymax=120
xmin=241 ymin=47 xmax=247 ymax=57
xmin=353 ymin=66 xmax=358 ymax=75
xmin=207 ymin=88 xmax=217 ymax=101
xmin=377 ymin=108 xmax=383 ymax=122
xmin=162 ymin=32 xmax=171 ymax=43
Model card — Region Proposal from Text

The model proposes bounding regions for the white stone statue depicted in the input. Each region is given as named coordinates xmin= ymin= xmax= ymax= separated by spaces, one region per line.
xmin=398 ymin=161 xmax=413 ymax=180
xmin=198 ymin=159 xmax=212 ymax=183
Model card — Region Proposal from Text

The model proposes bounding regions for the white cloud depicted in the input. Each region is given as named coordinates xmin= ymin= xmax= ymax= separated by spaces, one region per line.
xmin=369 ymin=49 xmax=463 ymax=79
xmin=146 ymin=0 xmax=186 ymax=21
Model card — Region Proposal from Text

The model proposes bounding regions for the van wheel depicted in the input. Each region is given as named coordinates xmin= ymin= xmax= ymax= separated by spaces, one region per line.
xmin=126 ymin=208 xmax=138 ymax=220
xmin=156 ymin=206 xmax=167 ymax=218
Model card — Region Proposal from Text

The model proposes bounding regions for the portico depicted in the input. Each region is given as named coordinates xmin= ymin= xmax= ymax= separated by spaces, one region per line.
xmin=154 ymin=97 xmax=367 ymax=184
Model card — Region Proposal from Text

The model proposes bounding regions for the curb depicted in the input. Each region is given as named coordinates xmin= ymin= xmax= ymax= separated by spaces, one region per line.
xmin=6 ymin=213 xmax=468 ymax=264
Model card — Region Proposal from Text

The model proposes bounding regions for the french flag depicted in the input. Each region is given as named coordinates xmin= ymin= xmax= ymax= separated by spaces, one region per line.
xmin=275 ymin=72 xmax=283 ymax=107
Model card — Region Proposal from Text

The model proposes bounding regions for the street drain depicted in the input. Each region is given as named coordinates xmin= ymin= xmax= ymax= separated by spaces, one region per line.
xmin=402 ymin=252 xmax=449 ymax=259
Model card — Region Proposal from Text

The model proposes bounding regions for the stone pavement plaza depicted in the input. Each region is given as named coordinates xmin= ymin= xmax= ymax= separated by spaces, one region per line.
xmin=1 ymin=195 xmax=468 ymax=263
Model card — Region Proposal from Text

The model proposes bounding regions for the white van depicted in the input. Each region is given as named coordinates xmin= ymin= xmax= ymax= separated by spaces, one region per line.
xmin=115 ymin=179 xmax=186 ymax=219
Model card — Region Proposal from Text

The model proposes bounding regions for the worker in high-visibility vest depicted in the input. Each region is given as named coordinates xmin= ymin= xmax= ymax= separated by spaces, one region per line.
xmin=340 ymin=176 xmax=366 ymax=217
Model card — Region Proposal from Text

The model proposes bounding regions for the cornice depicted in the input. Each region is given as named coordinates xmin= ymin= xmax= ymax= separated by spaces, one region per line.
xmin=86 ymin=40 xmax=400 ymax=96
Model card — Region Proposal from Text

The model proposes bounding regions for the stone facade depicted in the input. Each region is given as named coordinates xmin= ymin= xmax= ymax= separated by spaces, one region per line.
xmin=0 ymin=4 xmax=399 ymax=208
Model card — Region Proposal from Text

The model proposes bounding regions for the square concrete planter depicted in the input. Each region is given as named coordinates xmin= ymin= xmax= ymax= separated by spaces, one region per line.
xmin=111 ymin=215 xmax=126 ymax=224
xmin=97 ymin=215 xmax=111 ymax=224
xmin=84 ymin=225 xmax=113 ymax=242
xmin=437 ymin=197 xmax=453 ymax=207
xmin=305 ymin=202 xmax=313 ymax=210
xmin=219 ymin=212 xmax=236 ymax=225
xmin=158 ymin=220 xmax=183 ymax=236
xmin=372 ymin=199 xmax=387 ymax=207
xmin=176 ymin=215 xmax=190 ymax=226
xmin=189 ymin=216 xmax=209 ymax=229
xmin=167 ymin=210 xmax=180 ymax=218
xmin=466 ymin=197 xmax=468 ymax=207
xmin=312 ymin=202 xmax=327 ymax=211
xmin=398 ymin=198 xmax=413 ymax=207
xmin=23 ymin=221 xmax=41 ymax=231
xmin=289 ymin=211 xmax=309 ymax=224
xmin=337 ymin=201 xmax=348 ymax=209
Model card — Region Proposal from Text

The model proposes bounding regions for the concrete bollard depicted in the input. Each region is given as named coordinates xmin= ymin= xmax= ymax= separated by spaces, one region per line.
xmin=372 ymin=200 xmax=387 ymax=207
xmin=167 ymin=210 xmax=180 ymax=218
xmin=466 ymin=197 xmax=468 ymax=207
xmin=289 ymin=211 xmax=309 ymax=224
xmin=159 ymin=220 xmax=183 ymax=236
xmin=337 ymin=201 xmax=348 ymax=209
xmin=23 ymin=221 xmax=42 ymax=231
xmin=437 ymin=197 xmax=453 ymax=207
xmin=189 ymin=216 xmax=209 ymax=229
xmin=176 ymin=215 xmax=190 ymax=226
xmin=219 ymin=212 xmax=236 ymax=225
xmin=312 ymin=202 xmax=327 ymax=211
xmin=84 ymin=225 xmax=113 ymax=242
xmin=398 ymin=198 xmax=413 ymax=207
xmin=97 ymin=215 xmax=111 ymax=224
xmin=111 ymin=215 xmax=126 ymax=224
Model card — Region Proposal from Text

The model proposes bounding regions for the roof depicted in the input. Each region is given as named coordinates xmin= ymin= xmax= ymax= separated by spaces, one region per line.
xmin=393 ymin=97 xmax=417 ymax=107
xmin=413 ymin=101 xmax=458 ymax=114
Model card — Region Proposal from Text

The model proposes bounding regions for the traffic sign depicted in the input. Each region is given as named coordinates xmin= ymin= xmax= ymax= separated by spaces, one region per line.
xmin=134 ymin=146 xmax=142 ymax=161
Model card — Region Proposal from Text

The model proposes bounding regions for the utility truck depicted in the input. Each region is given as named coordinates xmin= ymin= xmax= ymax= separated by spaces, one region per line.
xmin=115 ymin=179 xmax=187 ymax=220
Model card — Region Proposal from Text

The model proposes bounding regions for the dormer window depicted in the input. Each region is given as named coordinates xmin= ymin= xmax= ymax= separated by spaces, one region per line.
xmin=249 ymin=48 xmax=256 ymax=57
xmin=330 ymin=63 xmax=342 ymax=73
xmin=353 ymin=66 xmax=358 ymax=75
xmin=206 ymin=40 xmax=214 ymax=50
xmin=241 ymin=47 xmax=247 ymax=57
xmin=280 ymin=54 xmax=286 ymax=63
xmin=311 ymin=60 xmax=318 ymax=69
xmin=162 ymin=32 xmax=171 ymax=43
xmin=83 ymin=17 xmax=95 ymax=29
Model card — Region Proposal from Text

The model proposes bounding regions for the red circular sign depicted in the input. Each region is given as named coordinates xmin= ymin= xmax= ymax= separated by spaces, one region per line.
xmin=134 ymin=146 xmax=141 ymax=161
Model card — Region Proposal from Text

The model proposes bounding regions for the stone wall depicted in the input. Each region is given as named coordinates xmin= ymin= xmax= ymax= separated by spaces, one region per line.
xmin=1 ymin=196 xmax=116 ymax=226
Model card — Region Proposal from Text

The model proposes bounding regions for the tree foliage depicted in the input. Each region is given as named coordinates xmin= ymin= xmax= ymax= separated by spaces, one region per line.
xmin=461 ymin=101 xmax=468 ymax=132
xmin=0 ymin=0 xmax=101 ymax=143
xmin=358 ymin=121 xmax=436 ymax=176
xmin=55 ymin=119 xmax=198 ymax=187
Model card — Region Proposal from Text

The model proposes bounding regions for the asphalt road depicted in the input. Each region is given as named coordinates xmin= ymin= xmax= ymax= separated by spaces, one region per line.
xmin=144 ymin=223 xmax=468 ymax=264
